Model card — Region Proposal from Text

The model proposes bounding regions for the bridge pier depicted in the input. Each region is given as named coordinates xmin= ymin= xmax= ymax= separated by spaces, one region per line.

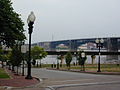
xmin=106 ymin=38 xmax=118 ymax=61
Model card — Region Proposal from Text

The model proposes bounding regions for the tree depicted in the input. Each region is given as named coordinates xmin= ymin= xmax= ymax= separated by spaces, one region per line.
xmin=77 ymin=51 xmax=87 ymax=71
xmin=0 ymin=46 xmax=4 ymax=68
xmin=0 ymin=46 xmax=8 ymax=68
xmin=5 ymin=51 xmax=12 ymax=70
xmin=65 ymin=52 xmax=72 ymax=70
xmin=0 ymin=0 xmax=26 ymax=48
xmin=9 ymin=45 xmax=23 ymax=74
xmin=31 ymin=46 xmax=47 ymax=67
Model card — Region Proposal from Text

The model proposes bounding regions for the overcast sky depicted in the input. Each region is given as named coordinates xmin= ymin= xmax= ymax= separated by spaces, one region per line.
xmin=11 ymin=0 xmax=120 ymax=43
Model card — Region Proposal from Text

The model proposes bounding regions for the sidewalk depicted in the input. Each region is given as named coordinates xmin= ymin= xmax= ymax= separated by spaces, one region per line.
xmin=48 ymin=68 xmax=120 ymax=75
xmin=0 ymin=68 xmax=40 ymax=89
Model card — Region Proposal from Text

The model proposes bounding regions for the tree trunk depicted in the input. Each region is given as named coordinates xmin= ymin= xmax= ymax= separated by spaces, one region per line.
xmin=68 ymin=64 xmax=70 ymax=70
xmin=9 ymin=65 xmax=11 ymax=70
xmin=17 ymin=66 xmax=18 ymax=75
xmin=12 ymin=65 xmax=15 ymax=72
xmin=92 ymin=58 xmax=95 ymax=64
xmin=37 ymin=61 xmax=38 ymax=67
xmin=40 ymin=60 xmax=42 ymax=68
xmin=2 ymin=61 xmax=4 ymax=68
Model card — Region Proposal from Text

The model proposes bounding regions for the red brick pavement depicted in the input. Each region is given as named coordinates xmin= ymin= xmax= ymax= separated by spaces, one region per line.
xmin=0 ymin=69 xmax=39 ymax=87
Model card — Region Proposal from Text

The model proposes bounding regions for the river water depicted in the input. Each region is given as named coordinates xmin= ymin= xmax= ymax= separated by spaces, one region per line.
xmin=38 ymin=55 xmax=120 ymax=64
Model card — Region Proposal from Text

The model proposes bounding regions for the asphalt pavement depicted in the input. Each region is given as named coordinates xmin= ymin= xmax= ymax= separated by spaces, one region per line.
xmin=31 ymin=68 xmax=120 ymax=90
xmin=1 ymin=68 xmax=120 ymax=90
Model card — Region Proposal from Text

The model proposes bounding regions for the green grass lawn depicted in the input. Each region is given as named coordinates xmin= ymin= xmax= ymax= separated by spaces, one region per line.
xmin=0 ymin=68 xmax=10 ymax=78
xmin=33 ymin=63 xmax=120 ymax=72
xmin=66 ymin=64 xmax=120 ymax=72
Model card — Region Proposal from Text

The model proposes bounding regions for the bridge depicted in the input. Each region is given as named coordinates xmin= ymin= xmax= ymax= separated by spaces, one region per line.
xmin=33 ymin=37 xmax=120 ymax=60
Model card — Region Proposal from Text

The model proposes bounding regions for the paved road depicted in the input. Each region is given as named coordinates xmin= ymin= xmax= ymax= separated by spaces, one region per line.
xmin=25 ymin=68 xmax=120 ymax=90
xmin=55 ymin=84 xmax=120 ymax=90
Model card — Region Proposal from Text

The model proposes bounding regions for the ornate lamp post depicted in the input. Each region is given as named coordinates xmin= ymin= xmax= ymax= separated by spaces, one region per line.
xmin=39 ymin=53 xmax=42 ymax=68
xmin=95 ymin=38 xmax=104 ymax=72
xmin=74 ymin=52 xmax=77 ymax=65
xmin=57 ymin=55 xmax=60 ymax=69
xmin=81 ymin=52 xmax=86 ymax=71
xmin=25 ymin=11 xmax=36 ymax=79
xmin=21 ymin=44 xmax=27 ymax=76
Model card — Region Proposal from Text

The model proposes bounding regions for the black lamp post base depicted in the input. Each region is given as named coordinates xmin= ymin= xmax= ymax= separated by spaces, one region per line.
xmin=25 ymin=75 xmax=33 ymax=79
xmin=97 ymin=70 xmax=101 ymax=72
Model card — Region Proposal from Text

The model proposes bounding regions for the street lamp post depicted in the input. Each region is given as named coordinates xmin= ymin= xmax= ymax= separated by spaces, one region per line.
xmin=81 ymin=52 xmax=86 ymax=71
xmin=95 ymin=38 xmax=104 ymax=72
xmin=74 ymin=52 xmax=77 ymax=66
xmin=25 ymin=11 xmax=36 ymax=79
xmin=21 ymin=44 xmax=27 ymax=76
xmin=39 ymin=54 xmax=42 ymax=68
xmin=56 ymin=50 xmax=60 ymax=69
xmin=18 ymin=41 xmax=24 ymax=75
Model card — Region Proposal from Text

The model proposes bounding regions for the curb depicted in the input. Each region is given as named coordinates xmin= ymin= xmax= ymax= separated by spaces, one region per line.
xmin=0 ymin=86 xmax=13 ymax=90
xmin=46 ymin=81 xmax=120 ymax=90
xmin=47 ymin=68 xmax=120 ymax=75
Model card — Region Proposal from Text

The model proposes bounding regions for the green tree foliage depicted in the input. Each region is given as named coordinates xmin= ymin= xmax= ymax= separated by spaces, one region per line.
xmin=65 ymin=52 xmax=72 ymax=70
xmin=0 ymin=46 xmax=4 ymax=68
xmin=8 ymin=45 xmax=23 ymax=74
xmin=0 ymin=46 xmax=8 ymax=68
xmin=10 ymin=46 xmax=23 ymax=68
xmin=0 ymin=0 xmax=26 ymax=47
xmin=31 ymin=46 xmax=47 ymax=66
xmin=0 ymin=46 xmax=3 ymax=58
xmin=5 ymin=51 xmax=11 ymax=66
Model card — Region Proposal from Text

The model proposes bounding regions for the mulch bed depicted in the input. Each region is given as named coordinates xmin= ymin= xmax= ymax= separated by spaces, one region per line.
xmin=0 ymin=69 xmax=39 ymax=87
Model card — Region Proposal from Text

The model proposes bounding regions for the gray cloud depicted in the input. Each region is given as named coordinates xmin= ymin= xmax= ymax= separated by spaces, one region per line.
xmin=12 ymin=0 xmax=120 ymax=43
